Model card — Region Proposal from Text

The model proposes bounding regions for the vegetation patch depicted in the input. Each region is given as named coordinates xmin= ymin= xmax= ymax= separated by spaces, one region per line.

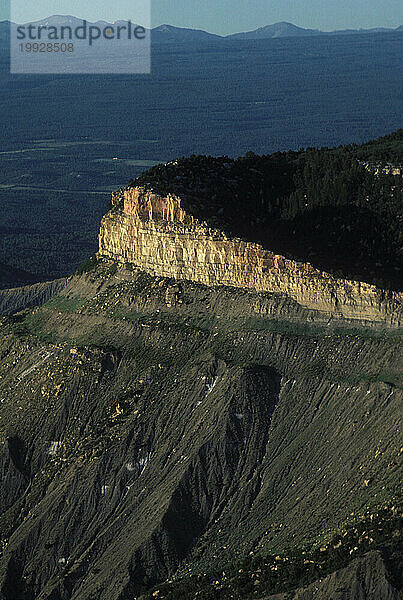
xmin=140 ymin=509 xmax=402 ymax=599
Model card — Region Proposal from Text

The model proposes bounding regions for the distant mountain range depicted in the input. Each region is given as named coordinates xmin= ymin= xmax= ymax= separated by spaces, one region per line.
xmin=1 ymin=16 xmax=401 ymax=44
xmin=154 ymin=21 xmax=403 ymax=42
xmin=227 ymin=21 xmax=403 ymax=40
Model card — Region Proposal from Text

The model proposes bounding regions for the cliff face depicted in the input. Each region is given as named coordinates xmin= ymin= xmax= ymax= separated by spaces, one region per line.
xmin=98 ymin=187 xmax=402 ymax=324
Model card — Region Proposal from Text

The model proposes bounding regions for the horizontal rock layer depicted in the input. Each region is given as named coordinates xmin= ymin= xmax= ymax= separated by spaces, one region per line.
xmin=98 ymin=187 xmax=402 ymax=324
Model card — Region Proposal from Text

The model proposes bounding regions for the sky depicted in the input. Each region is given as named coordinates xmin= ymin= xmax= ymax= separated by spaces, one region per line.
xmin=2 ymin=0 xmax=402 ymax=34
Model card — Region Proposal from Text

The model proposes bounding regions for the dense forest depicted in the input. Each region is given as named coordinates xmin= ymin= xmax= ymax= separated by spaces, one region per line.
xmin=133 ymin=130 xmax=403 ymax=290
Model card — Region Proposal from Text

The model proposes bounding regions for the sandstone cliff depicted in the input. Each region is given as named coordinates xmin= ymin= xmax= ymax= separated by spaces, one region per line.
xmin=97 ymin=186 xmax=402 ymax=325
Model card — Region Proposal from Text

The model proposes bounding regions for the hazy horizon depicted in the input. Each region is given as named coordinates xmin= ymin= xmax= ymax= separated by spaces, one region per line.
xmin=2 ymin=13 xmax=402 ymax=36
xmin=3 ymin=0 xmax=402 ymax=36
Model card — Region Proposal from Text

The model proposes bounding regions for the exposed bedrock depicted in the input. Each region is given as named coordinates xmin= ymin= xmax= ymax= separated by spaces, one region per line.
xmin=98 ymin=188 xmax=402 ymax=325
